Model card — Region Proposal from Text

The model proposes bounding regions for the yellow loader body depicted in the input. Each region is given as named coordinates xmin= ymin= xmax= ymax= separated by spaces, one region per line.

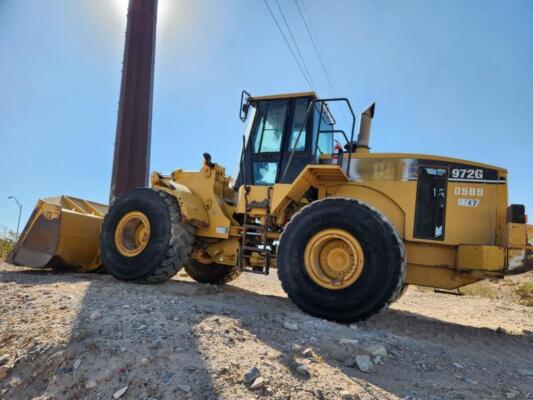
xmin=6 ymin=91 xmax=533 ymax=322
xmin=8 ymin=159 xmax=533 ymax=289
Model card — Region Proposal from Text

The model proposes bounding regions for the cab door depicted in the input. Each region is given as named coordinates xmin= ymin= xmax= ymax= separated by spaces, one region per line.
xmin=278 ymin=97 xmax=314 ymax=183
xmin=249 ymin=99 xmax=289 ymax=185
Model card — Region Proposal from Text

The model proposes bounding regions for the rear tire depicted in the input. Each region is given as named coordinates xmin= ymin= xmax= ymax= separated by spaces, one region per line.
xmin=277 ymin=197 xmax=406 ymax=322
xmin=185 ymin=259 xmax=241 ymax=284
xmin=100 ymin=188 xmax=194 ymax=283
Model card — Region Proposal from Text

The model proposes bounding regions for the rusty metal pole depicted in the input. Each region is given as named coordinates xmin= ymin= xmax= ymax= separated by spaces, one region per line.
xmin=110 ymin=0 xmax=158 ymax=203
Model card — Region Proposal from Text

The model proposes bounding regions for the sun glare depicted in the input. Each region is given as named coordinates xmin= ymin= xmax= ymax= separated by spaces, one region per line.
xmin=111 ymin=0 xmax=173 ymax=30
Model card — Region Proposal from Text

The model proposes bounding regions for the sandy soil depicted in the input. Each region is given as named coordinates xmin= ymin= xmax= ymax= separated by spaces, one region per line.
xmin=0 ymin=262 xmax=532 ymax=400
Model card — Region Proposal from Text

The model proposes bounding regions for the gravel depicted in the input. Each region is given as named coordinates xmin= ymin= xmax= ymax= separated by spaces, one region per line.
xmin=1 ymin=262 xmax=533 ymax=399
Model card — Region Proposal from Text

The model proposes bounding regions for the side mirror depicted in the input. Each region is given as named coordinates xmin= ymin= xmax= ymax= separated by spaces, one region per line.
xmin=203 ymin=152 xmax=215 ymax=168
xmin=240 ymin=90 xmax=251 ymax=122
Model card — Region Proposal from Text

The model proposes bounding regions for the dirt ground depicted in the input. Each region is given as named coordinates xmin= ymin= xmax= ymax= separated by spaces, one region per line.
xmin=0 ymin=261 xmax=532 ymax=400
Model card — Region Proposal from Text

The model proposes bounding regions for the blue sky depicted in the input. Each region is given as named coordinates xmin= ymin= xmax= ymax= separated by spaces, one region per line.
xmin=1 ymin=0 xmax=532 ymax=232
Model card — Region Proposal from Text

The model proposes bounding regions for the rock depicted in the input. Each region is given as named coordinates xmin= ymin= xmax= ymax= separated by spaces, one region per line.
xmin=0 ymin=355 xmax=8 ymax=366
xmin=0 ymin=366 xmax=10 ymax=379
xmin=283 ymin=322 xmax=298 ymax=331
xmin=73 ymin=359 xmax=82 ymax=370
xmin=243 ymin=367 xmax=260 ymax=384
xmin=140 ymin=357 xmax=150 ymax=366
xmin=102 ymin=369 xmax=115 ymax=382
xmin=339 ymin=338 xmax=359 ymax=346
xmin=291 ymin=343 xmax=302 ymax=351
xmin=51 ymin=350 xmax=66 ymax=360
xmin=344 ymin=357 xmax=357 ymax=368
xmin=65 ymin=348 xmax=76 ymax=360
xmin=340 ymin=390 xmax=354 ymax=400
xmin=365 ymin=344 xmax=387 ymax=358
xmin=518 ymin=368 xmax=533 ymax=377
xmin=9 ymin=376 xmax=22 ymax=388
xmin=176 ymin=384 xmax=191 ymax=393
xmin=85 ymin=379 xmax=97 ymax=389
xmin=250 ymin=376 xmax=265 ymax=390
xmin=313 ymin=388 xmax=325 ymax=399
xmin=453 ymin=362 xmax=464 ymax=369
xmin=349 ymin=324 xmax=358 ymax=330
xmin=56 ymin=367 xmax=73 ymax=374
xmin=296 ymin=364 xmax=311 ymax=378
xmin=355 ymin=355 xmax=373 ymax=373
xmin=113 ymin=385 xmax=128 ymax=399
xmin=302 ymin=348 xmax=314 ymax=358
xmin=89 ymin=311 xmax=101 ymax=320
xmin=505 ymin=388 xmax=520 ymax=399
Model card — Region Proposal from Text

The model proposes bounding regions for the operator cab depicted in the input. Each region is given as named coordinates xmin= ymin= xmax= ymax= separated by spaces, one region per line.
xmin=233 ymin=91 xmax=353 ymax=189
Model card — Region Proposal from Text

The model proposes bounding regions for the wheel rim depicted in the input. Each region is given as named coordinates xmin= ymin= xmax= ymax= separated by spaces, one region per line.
xmin=114 ymin=211 xmax=151 ymax=257
xmin=304 ymin=228 xmax=364 ymax=290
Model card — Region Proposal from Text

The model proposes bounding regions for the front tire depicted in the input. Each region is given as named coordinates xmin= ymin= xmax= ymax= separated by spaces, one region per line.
xmin=277 ymin=197 xmax=406 ymax=322
xmin=185 ymin=259 xmax=241 ymax=284
xmin=100 ymin=188 xmax=194 ymax=283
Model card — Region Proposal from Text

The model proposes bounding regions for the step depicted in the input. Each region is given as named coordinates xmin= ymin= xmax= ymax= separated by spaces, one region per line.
xmin=243 ymin=224 xmax=264 ymax=230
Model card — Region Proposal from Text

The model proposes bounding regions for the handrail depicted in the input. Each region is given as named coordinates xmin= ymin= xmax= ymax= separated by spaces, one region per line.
xmin=280 ymin=97 xmax=356 ymax=181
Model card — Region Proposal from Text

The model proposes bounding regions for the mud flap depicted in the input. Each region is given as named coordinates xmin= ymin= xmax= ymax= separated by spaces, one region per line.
xmin=7 ymin=196 xmax=107 ymax=272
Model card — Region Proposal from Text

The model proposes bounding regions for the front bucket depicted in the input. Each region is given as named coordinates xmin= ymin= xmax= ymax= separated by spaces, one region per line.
xmin=7 ymin=196 xmax=107 ymax=272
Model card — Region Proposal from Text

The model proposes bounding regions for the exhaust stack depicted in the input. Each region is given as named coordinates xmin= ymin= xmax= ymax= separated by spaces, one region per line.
xmin=356 ymin=103 xmax=375 ymax=152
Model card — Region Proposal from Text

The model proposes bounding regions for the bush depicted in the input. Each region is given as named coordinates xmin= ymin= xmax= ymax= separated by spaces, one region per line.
xmin=460 ymin=281 xmax=498 ymax=299
xmin=515 ymin=283 xmax=533 ymax=307
xmin=0 ymin=226 xmax=17 ymax=260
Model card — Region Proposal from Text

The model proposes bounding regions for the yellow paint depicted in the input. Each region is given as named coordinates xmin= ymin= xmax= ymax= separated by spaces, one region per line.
xmin=114 ymin=211 xmax=151 ymax=257
xmin=191 ymin=237 xmax=240 ymax=266
xmin=330 ymin=183 xmax=406 ymax=237
xmin=406 ymin=264 xmax=479 ymax=289
xmin=11 ymin=115 xmax=533 ymax=288
xmin=456 ymin=245 xmax=505 ymax=272
xmin=505 ymin=223 xmax=527 ymax=247
xmin=151 ymin=173 xmax=209 ymax=228
xmin=8 ymin=196 xmax=106 ymax=272
xmin=303 ymin=228 xmax=364 ymax=290
xmin=250 ymin=91 xmax=316 ymax=101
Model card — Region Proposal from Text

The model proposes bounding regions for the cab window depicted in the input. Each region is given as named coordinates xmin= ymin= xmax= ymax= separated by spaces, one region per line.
xmin=414 ymin=167 xmax=447 ymax=240
xmin=317 ymin=131 xmax=333 ymax=155
xmin=288 ymin=98 xmax=309 ymax=151
xmin=253 ymin=162 xmax=278 ymax=185
xmin=313 ymin=104 xmax=335 ymax=155
xmin=252 ymin=100 xmax=288 ymax=153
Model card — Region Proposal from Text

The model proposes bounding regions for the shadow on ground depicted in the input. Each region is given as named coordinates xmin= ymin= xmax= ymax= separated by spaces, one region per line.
xmin=1 ymin=266 xmax=532 ymax=399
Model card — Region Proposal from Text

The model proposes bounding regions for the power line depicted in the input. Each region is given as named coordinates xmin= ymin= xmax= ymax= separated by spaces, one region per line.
xmin=295 ymin=0 xmax=352 ymax=127
xmin=263 ymin=0 xmax=315 ymax=90
xmin=273 ymin=0 xmax=317 ymax=91
xmin=293 ymin=0 xmax=336 ymax=97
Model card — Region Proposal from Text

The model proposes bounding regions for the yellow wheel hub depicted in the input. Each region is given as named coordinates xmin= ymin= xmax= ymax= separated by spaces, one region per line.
xmin=304 ymin=229 xmax=364 ymax=290
xmin=114 ymin=211 xmax=151 ymax=257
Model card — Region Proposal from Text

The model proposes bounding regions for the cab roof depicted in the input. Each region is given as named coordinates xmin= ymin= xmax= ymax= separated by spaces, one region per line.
xmin=250 ymin=91 xmax=317 ymax=101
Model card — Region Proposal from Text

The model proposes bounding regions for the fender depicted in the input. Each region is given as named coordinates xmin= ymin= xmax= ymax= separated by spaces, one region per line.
xmin=152 ymin=176 xmax=209 ymax=228
xmin=329 ymin=184 xmax=406 ymax=237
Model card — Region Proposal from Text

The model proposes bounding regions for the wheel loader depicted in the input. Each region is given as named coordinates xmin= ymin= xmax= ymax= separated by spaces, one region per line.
xmin=8 ymin=91 xmax=533 ymax=322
